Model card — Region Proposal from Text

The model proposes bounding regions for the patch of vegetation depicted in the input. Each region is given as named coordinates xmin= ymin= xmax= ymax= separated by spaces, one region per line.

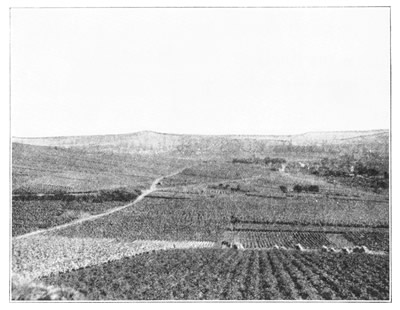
xmin=12 ymin=276 xmax=85 ymax=300
xmin=12 ymin=188 xmax=141 ymax=236
xmin=293 ymin=184 xmax=319 ymax=193
xmin=237 ymin=230 xmax=388 ymax=251
xmin=232 ymin=156 xmax=286 ymax=166
xmin=343 ymin=232 xmax=389 ymax=252
xmin=12 ymin=200 xmax=125 ymax=236
xmin=54 ymin=193 xmax=388 ymax=242
xmin=13 ymin=188 xmax=141 ymax=203
xmin=307 ymin=152 xmax=389 ymax=192
xmin=39 ymin=249 xmax=389 ymax=300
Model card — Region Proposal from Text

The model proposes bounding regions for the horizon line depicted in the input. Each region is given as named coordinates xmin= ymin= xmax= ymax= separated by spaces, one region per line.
xmin=11 ymin=128 xmax=389 ymax=140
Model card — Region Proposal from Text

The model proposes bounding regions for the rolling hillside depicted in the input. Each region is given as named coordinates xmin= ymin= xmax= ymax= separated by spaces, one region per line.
xmin=11 ymin=143 xmax=189 ymax=193
xmin=12 ymin=129 xmax=389 ymax=157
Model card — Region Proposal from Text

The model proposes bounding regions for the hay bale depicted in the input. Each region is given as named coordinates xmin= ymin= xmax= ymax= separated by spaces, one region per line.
xmin=231 ymin=242 xmax=244 ymax=250
xmin=361 ymin=246 xmax=370 ymax=253
xmin=235 ymin=242 xmax=244 ymax=250
xmin=353 ymin=246 xmax=365 ymax=253
xmin=321 ymin=245 xmax=329 ymax=252
xmin=295 ymin=243 xmax=305 ymax=251
xmin=221 ymin=241 xmax=231 ymax=249
xmin=341 ymin=247 xmax=352 ymax=254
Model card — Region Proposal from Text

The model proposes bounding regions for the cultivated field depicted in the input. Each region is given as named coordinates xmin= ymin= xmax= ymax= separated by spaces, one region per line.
xmin=38 ymin=248 xmax=389 ymax=300
xmin=11 ymin=132 xmax=390 ymax=301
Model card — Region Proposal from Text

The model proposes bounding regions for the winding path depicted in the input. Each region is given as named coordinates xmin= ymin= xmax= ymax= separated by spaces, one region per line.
xmin=13 ymin=168 xmax=186 ymax=240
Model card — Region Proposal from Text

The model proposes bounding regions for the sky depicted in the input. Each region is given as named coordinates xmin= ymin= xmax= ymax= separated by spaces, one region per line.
xmin=11 ymin=8 xmax=390 ymax=137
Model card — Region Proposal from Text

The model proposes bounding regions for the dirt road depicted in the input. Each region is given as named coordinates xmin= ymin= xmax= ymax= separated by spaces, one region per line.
xmin=13 ymin=168 xmax=186 ymax=240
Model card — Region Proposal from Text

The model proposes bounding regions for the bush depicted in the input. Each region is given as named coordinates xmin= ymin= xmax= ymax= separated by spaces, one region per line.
xmin=293 ymin=185 xmax=319 ymax=193
xmin=279 ymin=186 xmax=288 ymax=194
xmin=308 ymin=185 xmax=319 ymax=192
xmin=264 ymin=157 xmax=287 ymax=165
xmin=13 ymin=189 xmax=141 ymax=203
xmin=293 ymin=185 xmax=303 ymax=193
xmin=230 ymin=215 xmax=239 ymax=224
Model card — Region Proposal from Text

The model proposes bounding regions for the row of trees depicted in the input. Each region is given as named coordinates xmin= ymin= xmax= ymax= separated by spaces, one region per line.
xmin=232 ymin=157 xmax=286 ymax=165
xmin=279 ymin=185 xmax=319 ymax=194
xmin=13 ymin=188 xmax=141 ymax=203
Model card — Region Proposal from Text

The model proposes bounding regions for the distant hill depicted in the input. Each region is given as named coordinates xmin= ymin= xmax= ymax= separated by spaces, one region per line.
xmin=11 ymin=143 xmax=188 ymax=193
xmin=12 ymin=129 xmax=389 ymax=157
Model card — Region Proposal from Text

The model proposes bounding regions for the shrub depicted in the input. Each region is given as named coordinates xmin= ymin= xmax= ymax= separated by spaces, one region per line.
xmin=230 ymin=215 xmax=239 ymax=224
xmin=308 ymin=185 xmax=319 ymax=193
xmin=13 ymin=188 xmax=141 ymax=203
xmin=293 ymin=185 xmax=319 ymax=193
xmin=279 ymin=186 xmax=288 ymax=194
xmin=293 ymin=185 xmax=303 ymax=193
xmin=264 ymin=157 xmax=287 ymax=165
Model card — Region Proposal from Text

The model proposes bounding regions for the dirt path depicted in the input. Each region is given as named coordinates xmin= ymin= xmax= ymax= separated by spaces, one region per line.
xmin=13 ymin=168 xmax=186 ymax=240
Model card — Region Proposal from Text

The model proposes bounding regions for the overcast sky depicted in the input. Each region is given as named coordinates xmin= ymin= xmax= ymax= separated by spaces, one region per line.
xmin=11 ymin=8 xmax=390 ymax=137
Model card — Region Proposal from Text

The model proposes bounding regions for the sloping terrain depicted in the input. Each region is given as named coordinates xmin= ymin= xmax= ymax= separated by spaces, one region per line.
xmin=11 ymin=130 xmax=390 ymax=300
xmin=12 ymin=142 xmax=190 ymax=192
xmin=13 ymin=129 xmax=389 ymax=157
xmin=38 ymin=248 xmax=389 ymax=300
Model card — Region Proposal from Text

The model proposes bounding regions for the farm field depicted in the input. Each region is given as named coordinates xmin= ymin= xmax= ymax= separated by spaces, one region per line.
xmin=11 ymin=133 xmax=390 ymax=301
xmin=38 ymin=248 xmax=389 ymax=300
xmin=53 ymin=187 xmax=388 ymax=243
xmin=12 ymin=142 xmax=192 ymax=193
xmin=235 ymin=230 xmax=389 ymax=252
xmin=12 ymin=235 xmax=215 ymax=280
xmin=161 ymin=162 xmax=387 ymax=196
xmin=12 ymin=200 xmax=127 ymax=237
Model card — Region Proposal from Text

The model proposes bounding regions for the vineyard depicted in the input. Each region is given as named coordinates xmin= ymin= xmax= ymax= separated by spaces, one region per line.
xmin=53 ymin=192 xmax=389 ymax=243
xmin=11 ymin=140 xmax=390 ymax=301
xmin=39 ymin=248 xmax=389 ymax=300
xmin=160 ymin=163 xmax=267 ymax=187
xmin=12 ymin=235 xmax=215 ymax=280
xmin=161 ymin=162 xmax=387 ymax=200
xmin=235 ymin=230 xmax=389 ymax=252
xmin=12 ymin=200 xmax=126 ymax=236
xmin=12 ymin=142 xmax=191 ymax=193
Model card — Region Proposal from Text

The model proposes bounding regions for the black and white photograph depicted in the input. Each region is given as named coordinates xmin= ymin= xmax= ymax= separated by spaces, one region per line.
xmin=6 ymin=1 xmax=395 ymax=303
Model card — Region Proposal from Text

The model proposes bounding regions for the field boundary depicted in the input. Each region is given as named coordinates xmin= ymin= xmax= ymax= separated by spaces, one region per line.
xmin=230 ymin=225 xmax=389 ymax=233
xmin=239 ymin=247 xmax=388 ymax=256
xmin=12 ymin=168 xmax=187 ymax=240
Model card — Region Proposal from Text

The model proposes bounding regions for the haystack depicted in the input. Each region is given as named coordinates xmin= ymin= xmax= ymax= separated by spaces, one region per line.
xmin=295 ymin=243 xmax=305 ymax=251
xmin=341 ymin=247 xmax=352 ymax=254
xmin=221 ymin=241 xmax=231 ymax=249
